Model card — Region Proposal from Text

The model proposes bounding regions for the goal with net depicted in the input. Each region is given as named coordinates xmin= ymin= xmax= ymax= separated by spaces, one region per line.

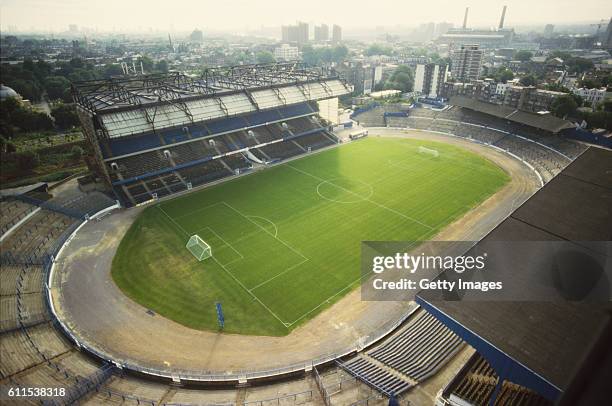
xmin=418 ymin=146 xmax=439 ymax=158
xmin=186 ymin=235 xmax=212 ymax=261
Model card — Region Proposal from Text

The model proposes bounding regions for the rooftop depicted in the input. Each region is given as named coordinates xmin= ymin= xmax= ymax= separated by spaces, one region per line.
xmin=71 ymin=62 xmax=350 ymax=115
xmin=418 ymin=147 xmax=612 ymax=399
xmin=450 ymin=95 xmax=574 ymax=133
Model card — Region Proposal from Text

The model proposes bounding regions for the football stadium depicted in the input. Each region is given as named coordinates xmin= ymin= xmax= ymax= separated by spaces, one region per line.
xmin=0 ymin=62 xmax=610 ymax=406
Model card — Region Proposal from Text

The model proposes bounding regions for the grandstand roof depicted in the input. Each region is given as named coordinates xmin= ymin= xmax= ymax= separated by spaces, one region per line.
xmin=73 ymin=63 xmax=351 ymax=140
xmin=450 ymin=95 xmax=575 ymax=133
xmin=417 ymin=147 xmax=612 ymax=400
xmin=73 ymin=63 xmax=349 ymax=114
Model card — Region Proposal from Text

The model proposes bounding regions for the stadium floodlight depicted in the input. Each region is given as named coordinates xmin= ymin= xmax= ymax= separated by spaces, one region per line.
xmin=186 ymin=235 xmax=212 ymax=261
xmin=418 ymin=146 xmax=439 ymax=158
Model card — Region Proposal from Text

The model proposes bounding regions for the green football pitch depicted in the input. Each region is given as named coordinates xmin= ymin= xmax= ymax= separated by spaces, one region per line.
xmin=112 ymin=137 xmax=509 ymax=336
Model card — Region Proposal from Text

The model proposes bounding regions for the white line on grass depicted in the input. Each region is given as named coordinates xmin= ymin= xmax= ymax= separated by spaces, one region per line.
xmin=157 ymin=205 xmax=189 ymax=236
xmin=285 ymin=274 xmax=365 ymax=327
xmin=211 ymin=256 xmax=289 ymax=328
xmin=245 ymin=215 xmax=279 ymax=238
xmin=197 ymin=226 xmax=244 ymax=261
xmin=221 ymin=202 xmax=309 ymax=261
xmin=172 ymin=201 xmax=225 ymax=221
xmin=286 ymin=164 xmax=434 ymax=231
xmin=249 ymin=257 xmax=309 ymax=292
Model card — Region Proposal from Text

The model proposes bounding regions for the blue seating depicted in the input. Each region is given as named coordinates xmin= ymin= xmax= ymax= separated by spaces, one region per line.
xmin=106 ymin=133 xmax=162 ymax=157
xmin=245 ymin=109 xmax=282 ymax=126
xmin=278 ymin=103 xmax=314 ymax=118
xmin=162 ymin=131 xmax=189 ymax=145
xmin=206 ymin=116 xmax=248 ymax=134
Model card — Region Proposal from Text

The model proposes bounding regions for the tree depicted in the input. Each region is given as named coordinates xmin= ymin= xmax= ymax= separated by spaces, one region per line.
xmin=300 ymin=45 xmax=344 ymax=65
xmin=104 ymin=64 xmax=124 ymax=77
xmin=15 ymin=151 xmax=40 ymax=171
xmin=549 ymin=50 xmax=571 ymax=61
xmin=551 ymin=94 xmax=578 ymax=118
xmin=600 ymin=99 xmax=612 ymax=113
xmin=384 ymin=65 xmax=414 ymax=93
xmin=71 ymin=145 xmax=84 ymax=160
xmin=10 ymin=108 xmax=53 ymax=132
xmin=155 ymin=60 xmax=169 ymax=73
xmin=8 ymin=79 xmax=42 ymax=102
xmin=514 ymin=50 xmax=533 ymax=62
xmin=542 ymin=83 xmax=570 ymax=93
xmin=256 ymin=51 xmax=275 ymax=64
xmin=140 ymin=56 xmax=154 ymax=73
xmin=331 ymin=45 xmax=349 ymax=62
xmin=365 ymin=44 xmax=393 ymax=57
xmin=579 ymin=78 xmax=602 ymax=89
xmin=566 ymin=57 xmax=594 ymax=74
xmin=519 ymin=75 xmax=537 ymax=87
xmin=51 ymin=103 xmax=80 ymax=130
xmin=67 ymin=68 xmax=96 ymax=83
xmin=45 ymin=76 xmax=71 ymax=100
xmin=488 ymin=67 xmax=514 ymax=83
xmin=497 ymin=68 xmax=514 ymax=83
xmin=578 ymin=110 xmax=612 ymax=130
xmin=0 ymin=97 xmax=21 ymax=116
xmin=0 ymin=136 xmax=16 ymax=154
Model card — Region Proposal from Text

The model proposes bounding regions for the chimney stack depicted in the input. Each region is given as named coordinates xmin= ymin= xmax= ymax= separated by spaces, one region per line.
xmin=463 ymin=7 xmax=469 ymax=29
xmin=499 ymin=5 xmax=507 ymax=29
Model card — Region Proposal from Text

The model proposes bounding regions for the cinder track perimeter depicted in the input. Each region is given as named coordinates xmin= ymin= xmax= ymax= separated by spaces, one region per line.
xmin=49 ymin=130 xmax=538 ymax=382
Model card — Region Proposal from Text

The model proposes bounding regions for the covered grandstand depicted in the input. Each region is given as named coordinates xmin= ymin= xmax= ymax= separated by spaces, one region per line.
xmin=419 ymin=147 xmax=612 ymax=404
xmin=351 ymin=102 xmax=587 ymax=184
xmin=72 ymin=63 xmax=352 ymax=206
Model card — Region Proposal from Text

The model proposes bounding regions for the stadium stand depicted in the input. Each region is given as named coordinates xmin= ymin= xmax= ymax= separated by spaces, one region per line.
xmin=440 ymin=353 xmax=552 ymax=405
xmin=259 ymin=139 xmax=305 ymax=161
xmin=340 ymin=356 xmax=413 ymax=395
xmin=0 ymin=198 xmax=38 ymax=237
xmin=420 ymin=147 xmax=612 ymax=404
xmin=0 ymin=210 xmax=76 ymax=263
xmin=359 ymin=104 xmax=588 ymax=184
xmin=293 ymin=131 xmax=337 ymax=151
xmin=339 ymin=309 xmax=463 ymax=396
xmin=73 ymin=64 xmax=351 ymax=207
xmin=105 ymin=113 xmax=334 ymax=205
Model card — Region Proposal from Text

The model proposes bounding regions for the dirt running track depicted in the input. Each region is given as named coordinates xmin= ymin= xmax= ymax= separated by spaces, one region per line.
xmin=50 ymin=130 xmax=538 ymax=378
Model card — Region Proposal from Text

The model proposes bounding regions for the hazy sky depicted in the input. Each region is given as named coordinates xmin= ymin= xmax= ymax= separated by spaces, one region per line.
xmin=0 ymin=0 xmax=610 ymax=32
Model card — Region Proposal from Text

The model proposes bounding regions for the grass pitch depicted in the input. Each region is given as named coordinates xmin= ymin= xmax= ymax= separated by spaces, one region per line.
xmin=112 ymin=137 xmax=509 ymax=336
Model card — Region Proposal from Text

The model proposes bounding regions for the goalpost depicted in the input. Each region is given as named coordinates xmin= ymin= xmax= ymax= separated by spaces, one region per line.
xmin=418 ymin=146 xmax=439 ymax=158
xmin=186 ymin=235 xmax=212 ymax=261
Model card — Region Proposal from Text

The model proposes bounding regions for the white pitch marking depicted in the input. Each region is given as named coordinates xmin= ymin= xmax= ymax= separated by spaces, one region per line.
xmin=245 ymin=215 xmax=279 ymax=238
xmin=249 ymin=257 xmax=309 ymax=292
xmin=287 ymin=164 xmax=434 ymax=231
xmin=157 ymin=205 xmax=189 ymax=236
xmin=221 ymin=202 xmax=308 ymax=261
xmin=211 ymin=256 xmax=288 ymax=329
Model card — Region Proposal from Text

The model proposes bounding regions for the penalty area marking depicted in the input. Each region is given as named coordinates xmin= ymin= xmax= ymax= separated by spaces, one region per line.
xmin=210 ymin=256 xmax=289 ymax=329
xmin=221 ymin=202 xmax=308 ymax=262
xmin=157 ymin=205 xmax=189 ymax=237
xmin=157 ymin=202 xmax=292 ymax=328
xmin=245 ymin=215 xmax=279 ymax=238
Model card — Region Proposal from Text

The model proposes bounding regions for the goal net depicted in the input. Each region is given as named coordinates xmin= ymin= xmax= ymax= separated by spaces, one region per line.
xmin=418 ymin=146 xmax=439 ymax=158
xmin=186 ymin=235 xmax=212 ymax=261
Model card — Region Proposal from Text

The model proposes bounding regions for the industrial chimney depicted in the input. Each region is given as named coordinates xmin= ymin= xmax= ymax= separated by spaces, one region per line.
xmin=463 ymin=7 xmax=469 ymax=29
xmin=499 ymin=5 xmax=507 ymax=29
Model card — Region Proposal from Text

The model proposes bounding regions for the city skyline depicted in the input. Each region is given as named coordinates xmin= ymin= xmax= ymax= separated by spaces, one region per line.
xmin=0 ymin=0 xmax=610 ymax=33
